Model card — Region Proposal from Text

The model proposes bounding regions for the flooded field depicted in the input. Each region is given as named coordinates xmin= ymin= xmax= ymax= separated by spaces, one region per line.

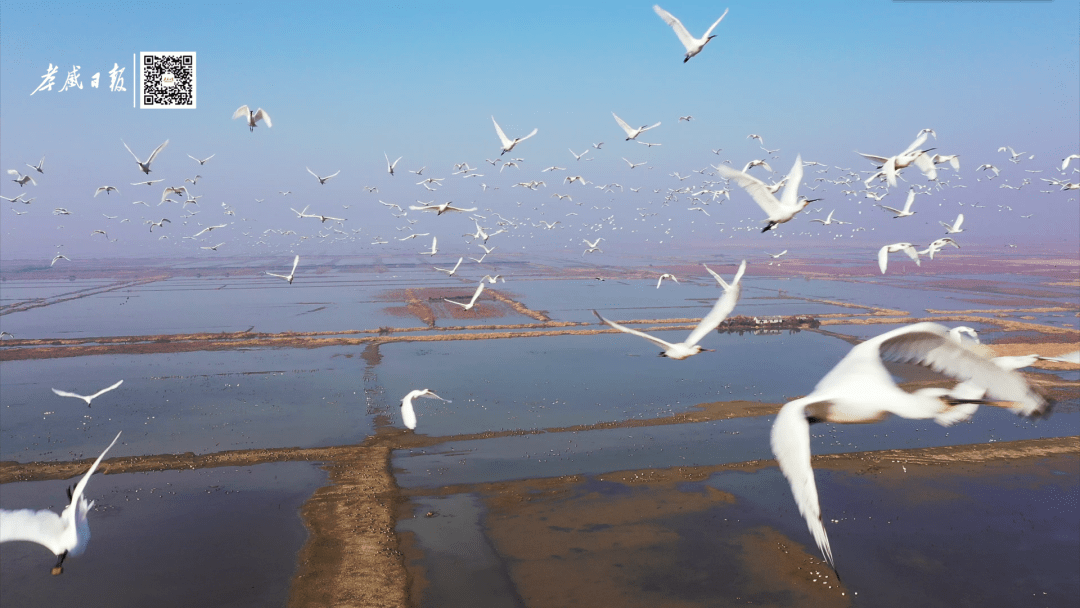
xmin=0 ymin=254 xmax=1077 ymax=607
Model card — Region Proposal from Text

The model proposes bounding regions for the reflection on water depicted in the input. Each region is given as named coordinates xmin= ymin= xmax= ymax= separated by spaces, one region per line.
xmin=0 ymin=462 xmax=326 ymax=608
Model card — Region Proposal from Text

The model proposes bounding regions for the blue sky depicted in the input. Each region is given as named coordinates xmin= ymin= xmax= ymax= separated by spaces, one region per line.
xmin=1 ymin=1 xmax=1078 ymax=262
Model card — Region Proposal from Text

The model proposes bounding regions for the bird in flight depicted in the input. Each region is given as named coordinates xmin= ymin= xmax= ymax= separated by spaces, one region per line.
xmin=770 ymin=322 xmax=1046 ymax=572
xmin=444 ymin=282 xmax=486 ymax=311
xmin=122 ymin=139 xmax=169 ymax=174
xmin=51 ymin=380 xmax=124 ymax=407
xmin=307 ymin=167 xmax=341 ymax=184
xmin=594 ymin=261 xmax=745 ymax=359
xmin=0 ymin=431 xmax=123 ymax=575
xmin=400 ymin=389 xmax=451 ymax=430
xmin=653 ymin=5 xmax=729 ymax=63
xmin=492 ymin=116 xmax=538 ymax=155
xmin=267 ymin=255 xmax=301 ymax=284
xmin=233 ymin=105 xmax=271 ymax=131
xmin=612 ymin=112 xmax=660 ymax=141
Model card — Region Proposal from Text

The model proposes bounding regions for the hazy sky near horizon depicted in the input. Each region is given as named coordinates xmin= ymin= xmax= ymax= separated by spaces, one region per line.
xmin=1 ymin=1 xmax=1078 ymax=263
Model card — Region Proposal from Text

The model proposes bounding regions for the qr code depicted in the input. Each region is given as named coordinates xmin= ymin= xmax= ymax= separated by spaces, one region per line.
xmin=140 ymin=52 xmax=196 ymax=109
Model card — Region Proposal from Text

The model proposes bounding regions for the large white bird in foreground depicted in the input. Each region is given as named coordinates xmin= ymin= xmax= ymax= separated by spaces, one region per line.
xmin=594 ymin=260 xmax=745 ymax=359
xmin=492 ymin=116 xmax=538 ymax=156
xmin=400 ymin=389 xmax=451 ymax=430
xmin=121 ymin=139 xmax=169 ymax=174
xmin=653 ymin=5 xmax=729 ymax=63
xmin=267 ymin=255 xmax=300 ymax=284
xmin=771 ymin=323 xmax=1047 ymax=571
xmin=51 ymin=380 xmax=124 ymax=407
xmin=878 ymin=243 xmax=920 ymax=274
xmin=0 ymin=431 xmax=122 ymax=575
xmin=233 ymin=105 xmax=272 ymax=131
xmin=716 ymin=154 xmax=810 ymax=232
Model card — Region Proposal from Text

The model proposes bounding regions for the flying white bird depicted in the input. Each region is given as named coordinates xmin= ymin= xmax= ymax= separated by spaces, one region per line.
xmin=26 ymin=156 xmax=45 ymax=174
xmin=612 ymin=112 xmax=660 ymax=141
xmin=582 ymin=237 xmax=604 ymax=255
xmin=875 ymin=189 xmax=918 ymax=218
xmin=8 ymin=170 xmax=37 ymax=187
xmin=858 ymin=131 xmax=936 ymax=188
xmin=192 ymin=224 xmax=228 ymax=237
xmin=420 ymin=236 xmax=438 ymax=256
xmin=492 ymin=116 xmax=538 ymax=155
xmin=878 ymin=243 xmax=920 ymax=274
xmin=656 ymin=273 xmax=678 ymax=288
xmin=767 ymin=250 xmax=788 ymax=259
xmin=919 ymin=237 xmax=960 ymax=260
xmin=409 ymin=202 xmax=477 ymax=215
xmin=594 ymin=261 xmax=745 ymax=359
xmin=742 ymin=159 xmax=774 ymax=173
xmin=434 ymin=257 xmax=463 ymax=276
xmin=307 ymin=167 xmax=340 ymax=185
xmin=930 ymin=154 xmax=960 ymax=171
xmin=400 ymin=389 xmax=451 ymax=430
xmin=50 ymin=254 xmax=71 ymax=267
xmin=444 ymin=282 xmax=486 ymax=311
xmin=1061 ymin=154 xmax=1080 ymax=172
xmin=188 ymin=154 xmax=215 ymax=165
xmin=653 ymin=5 xmax=729 ymax=63
xmin=385 ymin=153 xmax=402 ymax=176
xmin=940 ymin=213 xmax=964 ymax=234
xmin=266 ymin=255 xmax=300 ymax=284
xmin=121 ymin=139 xmax=169 ymax=174
xmin=233 ymin=105 xmax=272 ymax=131
xmin=51 ymin=380 xmax=123 ymax=408
xmin=771 ymin=322 xmax=1047 ymax=570
xmin=716 ymin=154 xmax=811 ymax=232
xmin=808 ymin=210 xmax=847 ymax=225
xmin=0 ymin=431 xmax=123 ymax=575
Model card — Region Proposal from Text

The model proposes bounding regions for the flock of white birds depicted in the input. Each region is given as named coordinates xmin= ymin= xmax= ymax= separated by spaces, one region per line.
xmin=2 ymin=4 xmax=1078 ymax=592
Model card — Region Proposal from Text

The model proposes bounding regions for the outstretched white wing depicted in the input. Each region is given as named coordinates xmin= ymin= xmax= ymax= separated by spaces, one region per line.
xmin=87 ymin=380 xmax=124 ymax=401
xmin=232 ymin=105 xmax=250 ymax=120
xmin=612 ymin=112 xmax=634 ymax=138
xmin=51 ymin=388 xmax=89 ymax=403
xmin=593 ymin=310 xmax=677 ymax=352
xmin=289 ymin=255 xmax=300 ymax=276
xmin=653 ymin=5 xmax=694 ymax=52
xmin=684 ymin=260 xmax=745 ymax=347
xmin=714 ymin=164 xmax=782 ymax=217
xmin=252 ymin=108 xmax=271 ymax=127
xmin=701 ymin=7 xmax=729 ymax=38
xmin=778 ymin=155 xmax=803 ymax=211
xmin=120 ymin=140 xmax=141 ymax=163
xmin=771 ymin=396 xmax=836 ymax=568
xmin=146 ymin=140 xmax=169 ymax=165
xmin=466 ymin=281 xmax=486 ymax=307
xmin=491 ymin=117 xmax=512 ymax=148
xmin=518 ymin=128 xmax=538 ymax=143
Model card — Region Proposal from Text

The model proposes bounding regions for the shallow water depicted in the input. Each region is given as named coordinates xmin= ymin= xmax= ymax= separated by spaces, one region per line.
xmin=393 ymin=406 xmax=1080 ymax=489
xmin=398 ymin=456 xmax=1078 ymax=608
xmin=0 ymin=461 xmax=326 ymax=608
